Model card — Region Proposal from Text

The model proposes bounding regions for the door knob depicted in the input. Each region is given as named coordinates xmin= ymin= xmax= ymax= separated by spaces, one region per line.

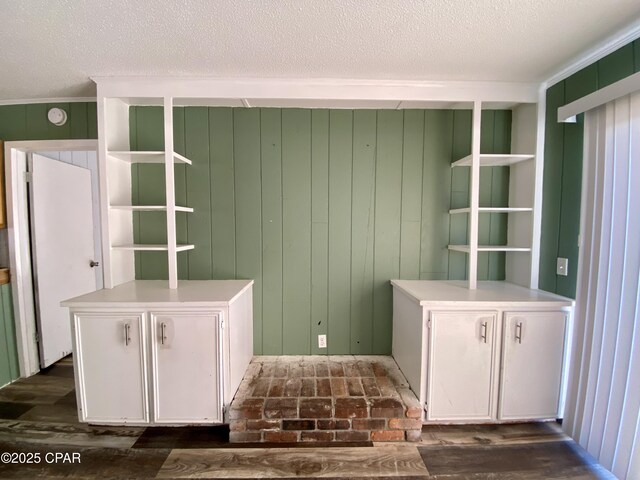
xmin=89 ymin=260 xmax=100 ymax=267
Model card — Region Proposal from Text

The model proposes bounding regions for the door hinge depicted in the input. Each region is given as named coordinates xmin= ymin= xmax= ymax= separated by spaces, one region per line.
xmin=427 ymin=318 xmax=432 ymax=329
xmin=424 ymin=403 xmax=428 ymax=412
xmin=34 ymin=331 xmax=40 ymax=343
xmin=24 ymin=172 xmax=33 ymax=183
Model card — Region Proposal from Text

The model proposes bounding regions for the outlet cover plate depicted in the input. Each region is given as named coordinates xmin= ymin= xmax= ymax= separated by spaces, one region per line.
xmin=557 ymin=257 xmax=568 ymax=276
xmin=318 ymin=334 xmax=327 ymax=349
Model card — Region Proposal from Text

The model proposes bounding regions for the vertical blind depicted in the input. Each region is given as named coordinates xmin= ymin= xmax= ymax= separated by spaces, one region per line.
xmin=563 ymin=91 xmax=640 ymax=480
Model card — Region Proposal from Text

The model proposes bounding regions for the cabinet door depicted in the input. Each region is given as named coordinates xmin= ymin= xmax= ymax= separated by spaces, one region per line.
xmin=73 ymin=312 xmax=148 ymax=423
xmin=499 ymin=311 xmax=567 ymax=420
xmin=427 ymin=311 xmax=498 ymax=421
xmin=150 ymin=311 xmax=222 ymax=424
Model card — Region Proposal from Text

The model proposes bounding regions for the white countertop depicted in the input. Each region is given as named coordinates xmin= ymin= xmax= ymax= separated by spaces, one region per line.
xmin=390 ymin=280 xmax=573 ymax=308
xmin=62 ymin=280 xmax=254 ymax=308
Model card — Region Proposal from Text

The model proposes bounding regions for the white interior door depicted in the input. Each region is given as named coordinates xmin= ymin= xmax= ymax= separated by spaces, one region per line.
xmin=29 ymin=153 xmax=98 ymax=368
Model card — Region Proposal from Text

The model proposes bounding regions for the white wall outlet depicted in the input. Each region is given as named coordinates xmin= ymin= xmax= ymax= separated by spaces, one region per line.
xmin=318 ymin=334 xmax=327 ymax=349
xmin=557 ymin=257 xmax=568 ymax=276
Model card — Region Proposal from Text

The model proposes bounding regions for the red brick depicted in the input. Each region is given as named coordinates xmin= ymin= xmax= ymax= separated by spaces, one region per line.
xmin=388 ymin=418 xmax=422 ymax=430
xmin=317 ymin=378 xmax=332 ymax=396
xmin=405 ymin=429 xmax=423 ymax=442
xmin=347 ymin=378 xmax=364 ymax=396
xmin=330 ymin=378 xmax=347 ymax=396
xmin=283 ymin=378 xmax=302 ymax=397
xmin=398 ymin=387 xmax=422 ymax=418
xmin=229 ymin=431 xmax=262 ymax=443
xmin=264 ymin=398 xmax=298 ymax=418
xmin=300 ymin=378 xmax=316 ymax=396
xmin=300 ymin=398 xmax=333 ymax=418
xmin=335 ymin=430 xmax=370 ymax=442
xmin=268 ymin=378 xmax=285 ymax=396
xmin=289 ymin=364 xmax=303 ymax=378
xmin=229 ymin=420 xmax=246 ymax=432
xmin=329 ymin=362 xmax=345 ymax=377
xmin=264 ymin=431 xmax=299 ymax=443
xmin=362 ymin=378 xmax=381 ymax=397
xmin=301 ymin=363 xmax=315 ymax=377
xmin=228 ymin=398 xmax=264 ymax=420
xmin=375 ymin=377 xmax=399 ymax=397
xmin=371 ymin=362 xmax=388 ymax=377
xmin=334 ymin=397 xmax=368 ymax=418
xmin=315 ymin=363 xmax=329 ymax=377
xmin=371 ymin=430 xmax=405 ymax=442
xmin=343 ymin=362 xmax=360 ymax=377
xmin=246 ymin=419 xmax=281 ymax=430
xmin=282 ymin=419 xmax=316 ymax=430
xmin=301 ymin=431 xmax=334 ymax=442
xmin=357 ymin=361 xmax=375 ymax=377
xmin=370 ymin=398 xmax=404 ymax=418
xmin=317 ymin=419 xmax=350 ymax=430
xmin=259 ymin=363 xmax=275 ymax=376
xmin=273 ymin=364 xmax=289 ymax=378
xmin=352 ymin=418 xmax=386 ymax=430
xmin=251 ymin=378 xmax=271 ymax=397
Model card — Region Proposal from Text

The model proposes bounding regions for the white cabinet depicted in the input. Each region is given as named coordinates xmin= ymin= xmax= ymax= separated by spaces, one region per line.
xmin=499 ymin=311 xmax=567 ymax=420
xmin=74 ymin=312 xmax=148 ymax=423
xmin=150 ymin=312 xmax=222 ymax=424
xmin=391 ymin=280 xmax=573 ymax=423
xmin=65 ymin=279 xmax=253 ymax=426
xmin=427 ymin=312 xmax=497 ymax=421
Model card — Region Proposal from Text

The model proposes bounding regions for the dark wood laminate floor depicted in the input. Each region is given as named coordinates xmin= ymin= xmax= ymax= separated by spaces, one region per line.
xmin=0 ymin=356 xmax=614 ymax=479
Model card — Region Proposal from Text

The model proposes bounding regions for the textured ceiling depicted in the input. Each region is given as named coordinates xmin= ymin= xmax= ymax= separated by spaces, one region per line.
xmin=1 ymin=0 xmax=639 ymax=101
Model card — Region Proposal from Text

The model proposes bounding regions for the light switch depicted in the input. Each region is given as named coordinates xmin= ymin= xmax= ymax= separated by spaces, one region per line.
xmin=557 ymin=257 xmax=568 ymax=276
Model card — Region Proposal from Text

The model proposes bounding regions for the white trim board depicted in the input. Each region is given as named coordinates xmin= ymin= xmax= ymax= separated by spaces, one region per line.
xmin=92 ymin=76 xmax=539 ymax=106
xmin=4 ymin=139 xmax=99 ymax=378
xmin=558 ymin=71 xmax=640 ymax=122
xmin=543 ymin=18 xmax=640 ymax=89
xmin=0 ymin=97 xmax=96 ymax=107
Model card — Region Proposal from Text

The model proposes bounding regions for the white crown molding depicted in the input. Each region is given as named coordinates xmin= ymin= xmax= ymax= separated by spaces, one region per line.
xmin=0 ymin=97 xmax=96 ymax=107
xmin=91 ymin=76 xmax=539 ymax=106
xmin=543 ymin=18 xmax=640 ymax=89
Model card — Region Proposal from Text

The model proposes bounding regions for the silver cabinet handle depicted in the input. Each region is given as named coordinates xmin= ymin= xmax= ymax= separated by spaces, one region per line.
xmin=160 ymin=322 xmax=167 ymax=345
xmin=480 ymin=321 xmax=488 ymax=343
xmin=124 ymin=323 xmax=131 ymax=346
xmin=515 ymin=321 xmax=523 ymax=344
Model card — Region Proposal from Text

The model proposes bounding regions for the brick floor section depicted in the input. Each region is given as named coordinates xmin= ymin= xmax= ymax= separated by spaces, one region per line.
xmin=229 ymin=355 xmax=422 ymax=443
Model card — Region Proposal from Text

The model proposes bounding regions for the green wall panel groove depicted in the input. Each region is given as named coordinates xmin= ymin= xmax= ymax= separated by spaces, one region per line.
xmin=130 ymin=106 xmax=512 ymax=355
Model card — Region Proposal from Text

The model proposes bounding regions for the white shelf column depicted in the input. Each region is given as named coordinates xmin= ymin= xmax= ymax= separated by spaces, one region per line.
xmin=468 ymin=100 xmax=482 ymax=289
xmin=163 ymin=97 xmax=178 ymax=289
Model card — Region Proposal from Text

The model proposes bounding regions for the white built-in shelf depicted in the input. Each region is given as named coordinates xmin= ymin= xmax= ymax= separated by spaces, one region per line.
xmin=451 ymin=154 xmax=534 ymax=168
xmin=110 ymin=205 xmax=194 ymax=212
xmin=448 ymin=245 xmax=532 ymax=253
xmin=107 ymin=151 xmax=193 ymax=165
xmin=112 ymin=244 xmax=195 ymax=252
xmin=449 ymin=207 xmax=533 ymax=214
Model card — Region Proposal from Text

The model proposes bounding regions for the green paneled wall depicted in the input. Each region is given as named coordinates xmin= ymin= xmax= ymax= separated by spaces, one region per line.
xmin=131 ymin=107 xmax=511 ymax=355
xmin=0 ymin=102 xmax=97 ymax=141
xmin=540 ymin=39 xmax=640 ymax=298
xmin=0 ymin=284 xmax=19 ymax=386
xmin=0 ymin=102 xmax=97 ymax=383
